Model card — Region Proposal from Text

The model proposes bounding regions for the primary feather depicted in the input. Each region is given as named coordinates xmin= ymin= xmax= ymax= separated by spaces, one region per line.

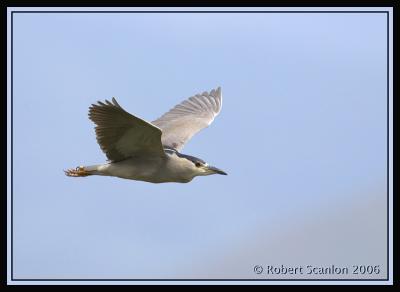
xmin=88 ymin=97 xmax=165 ymax=162
xmin=152 ymin=87 xmax=222 ymax=151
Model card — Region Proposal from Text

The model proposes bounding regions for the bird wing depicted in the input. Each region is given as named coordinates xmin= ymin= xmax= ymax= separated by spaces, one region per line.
xmin=89 ymin=98 xmax=165 ymax=162
xmin=152 ymin=87 xmax=222 ymax=151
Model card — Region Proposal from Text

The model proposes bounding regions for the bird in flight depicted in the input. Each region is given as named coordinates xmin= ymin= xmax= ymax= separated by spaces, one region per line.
xmin=65 ymin=87 xmax=227 ymax=183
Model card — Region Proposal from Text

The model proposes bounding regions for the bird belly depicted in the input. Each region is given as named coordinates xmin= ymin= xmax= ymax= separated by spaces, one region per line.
xmin=97 ymin=158 xmax=192 ymax=183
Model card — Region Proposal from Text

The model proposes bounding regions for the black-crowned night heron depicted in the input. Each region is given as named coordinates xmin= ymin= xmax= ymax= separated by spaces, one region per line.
xmin=65 ymin=87 xmax=227 ymax=183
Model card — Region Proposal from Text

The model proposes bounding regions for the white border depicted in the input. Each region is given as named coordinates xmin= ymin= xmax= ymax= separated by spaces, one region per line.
xmin=7 ymin=6 xmax=394 ymax=285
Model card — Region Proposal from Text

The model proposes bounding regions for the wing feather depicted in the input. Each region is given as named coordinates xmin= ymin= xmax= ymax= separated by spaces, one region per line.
xmin=89 ymin=97 xmax=165 ymax=162
xmin=152 ymin=87 xmax=222 ymax=151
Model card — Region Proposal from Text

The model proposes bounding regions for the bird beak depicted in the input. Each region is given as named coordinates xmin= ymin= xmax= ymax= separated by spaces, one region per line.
xmin=207 ymin=165 xmax=227 ymax=175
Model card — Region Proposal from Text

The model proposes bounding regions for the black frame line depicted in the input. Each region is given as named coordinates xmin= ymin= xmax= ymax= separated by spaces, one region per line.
xmin=9 ymin=9 xmax=391 ymax=283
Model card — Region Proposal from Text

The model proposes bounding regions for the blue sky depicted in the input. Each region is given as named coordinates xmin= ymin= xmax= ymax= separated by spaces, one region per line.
xmin=12 ymin=11 xmax=388 ymax=279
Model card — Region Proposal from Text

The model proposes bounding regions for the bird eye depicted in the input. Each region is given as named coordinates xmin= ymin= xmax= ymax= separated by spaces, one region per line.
xmin=195 ymin=162 xmax=202 ymax=167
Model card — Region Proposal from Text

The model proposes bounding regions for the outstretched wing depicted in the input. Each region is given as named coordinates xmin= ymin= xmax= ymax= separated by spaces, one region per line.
xmin=89 ymin=98 xmax=165 ymax=162
xmin=152 ymin=87 xmax=222 ymax=151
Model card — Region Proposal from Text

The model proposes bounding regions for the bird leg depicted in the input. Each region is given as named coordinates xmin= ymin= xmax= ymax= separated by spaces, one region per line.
xmin=64 ymin=166 xmax=91 ymax=177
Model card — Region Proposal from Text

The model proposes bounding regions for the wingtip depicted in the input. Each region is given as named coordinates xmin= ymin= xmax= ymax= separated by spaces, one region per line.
xmin=111 ymin=97 xmax=121 ymax=107
xmin=89 ymin=97 xmax=119 ymax=108
xmin=214 ymin=86 xmax=222 ymax=98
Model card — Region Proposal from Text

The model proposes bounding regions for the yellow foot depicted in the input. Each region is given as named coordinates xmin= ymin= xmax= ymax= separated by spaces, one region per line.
xmin=64 ymin=166 xmax=90 ymax=177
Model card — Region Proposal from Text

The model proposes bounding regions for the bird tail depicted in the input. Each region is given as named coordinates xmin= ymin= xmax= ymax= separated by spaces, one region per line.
xmin=64 ymin=165 xmax=100 ymax=177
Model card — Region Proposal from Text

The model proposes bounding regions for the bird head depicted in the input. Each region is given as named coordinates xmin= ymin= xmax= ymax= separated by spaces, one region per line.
xmin=166 ymin=148 xmax=227 ymax=179
xmin=176 ymin=152 xmax=227 ymax=177
xmin=191 ymin=160 xmax=227 ymax=176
